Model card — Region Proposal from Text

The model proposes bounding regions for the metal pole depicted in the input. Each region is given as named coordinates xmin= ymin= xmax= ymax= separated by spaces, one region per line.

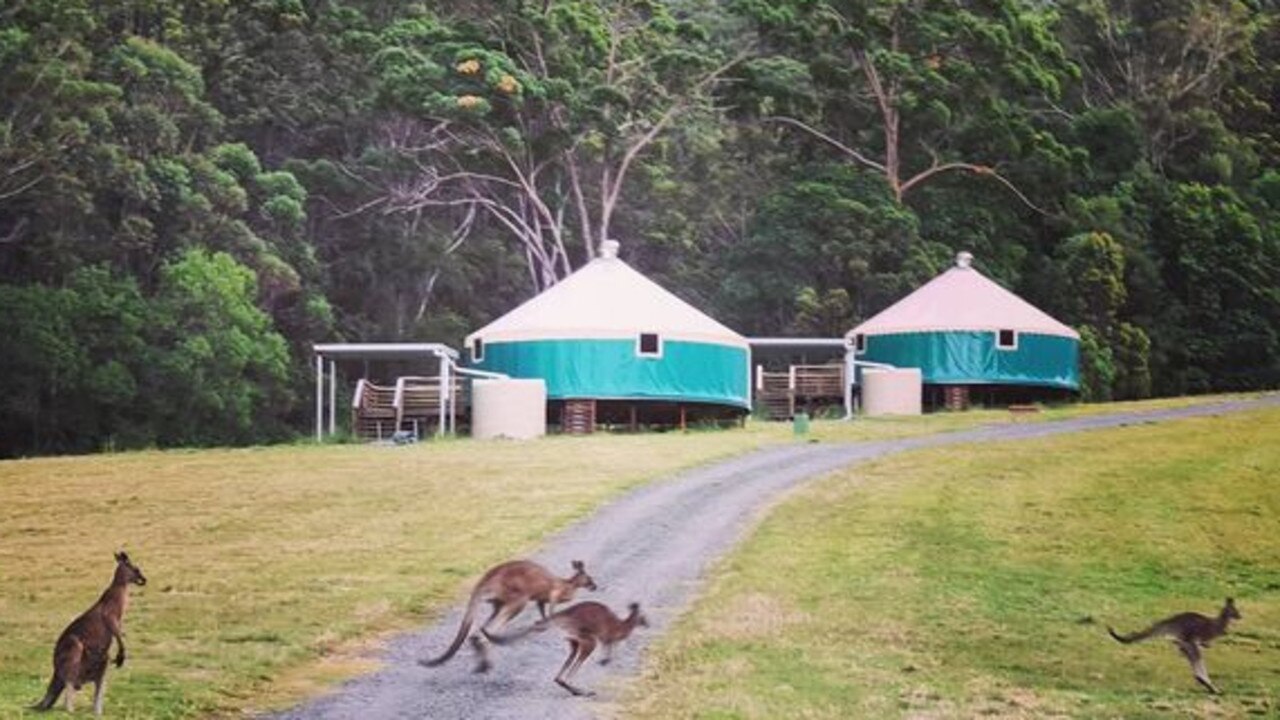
xmin=314 ymin=353 xmax=324 ymax=441
xmin=328 ymin=360 xmax=337 ymax=435
xmin=448 ymin=358 xmax=458 ymax=435
xmin=843 ymin=347 xmax=855 ymax=420
xmin=437 ymin=354 xmax=449 ymax=438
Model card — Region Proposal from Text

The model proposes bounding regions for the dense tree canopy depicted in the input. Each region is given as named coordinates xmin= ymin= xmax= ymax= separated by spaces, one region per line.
xmin=1 ymin=0 xmax=1277 ymax=456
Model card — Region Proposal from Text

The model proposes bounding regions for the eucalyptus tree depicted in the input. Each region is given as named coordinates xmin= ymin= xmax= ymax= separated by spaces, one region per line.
xmin=364 ymin=0 xmax=743 ymax=292
xmin=1060 ymin=0 xmax=1265 ymax=177
xmin=735 ymin=0 xmax=1074 ymax=209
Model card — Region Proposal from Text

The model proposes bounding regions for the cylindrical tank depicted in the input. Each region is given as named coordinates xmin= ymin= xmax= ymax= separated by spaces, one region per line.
xmin=471 ymin=378 xmax=548 ymax=440
xmin=861 ymin=368 xmax=922 ymax=416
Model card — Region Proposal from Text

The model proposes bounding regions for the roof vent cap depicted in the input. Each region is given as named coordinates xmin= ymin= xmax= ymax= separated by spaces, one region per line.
xmin=600 ymin=239 xmax=620 ymax=259
xmin=956 ymin=251 xmax=974 ymax=269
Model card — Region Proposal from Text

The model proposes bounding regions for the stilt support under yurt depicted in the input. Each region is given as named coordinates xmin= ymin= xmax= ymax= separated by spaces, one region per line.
xmin=562 ymin=399 xmax=597 ymax=434
xmin=944 ymin=385 xmax=970 ymax=411
xmin=679 ymin=404 xmax=687 ymax=431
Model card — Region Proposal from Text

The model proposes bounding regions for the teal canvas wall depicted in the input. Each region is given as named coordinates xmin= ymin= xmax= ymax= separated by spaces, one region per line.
xmin=861 ymin=331 xmax=1079 ymax=389
xmin=471 ymin=339 xmax=750 ymax=408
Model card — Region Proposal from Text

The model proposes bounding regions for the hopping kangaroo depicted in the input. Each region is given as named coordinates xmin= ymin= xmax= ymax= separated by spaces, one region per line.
xmin=419 ymin=559 xmax=596 ymax=672
xmin=1108 ymin=597 xmax=1241 ymax=694
xmin=33 ymin=552 xmax=147 ymax=716
xmin=491 ymin=601 xmax=648 ymax=697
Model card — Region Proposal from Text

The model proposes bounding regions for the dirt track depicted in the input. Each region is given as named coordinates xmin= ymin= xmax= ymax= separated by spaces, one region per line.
xmin=271 ymin=395 xmax=1279 ymax=720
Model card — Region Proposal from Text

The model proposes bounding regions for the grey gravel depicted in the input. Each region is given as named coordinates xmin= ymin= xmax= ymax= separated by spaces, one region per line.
xmin=271 ymin=395 xmax=1279 ymax=720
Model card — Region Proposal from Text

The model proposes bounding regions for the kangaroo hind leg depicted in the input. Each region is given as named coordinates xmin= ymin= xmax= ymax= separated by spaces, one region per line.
xmin=472 ymin=599 xmax=528 ymax=674
xmin=59 ymin=638 xmax=85 ymax=712
xmin=92 ymin=677 xmax=107 ymax=717
xmin=1176 ymin=640 xmax=1220 ymax=694
xmin=559 ymin=637 xmax=597 ymax=697
xmin=554 ymin=640 xmax=588 ymax=696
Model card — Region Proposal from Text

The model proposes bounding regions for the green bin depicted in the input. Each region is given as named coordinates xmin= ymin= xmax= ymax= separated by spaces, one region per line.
xmin=793 ymin=411 xmax=810 ymax=436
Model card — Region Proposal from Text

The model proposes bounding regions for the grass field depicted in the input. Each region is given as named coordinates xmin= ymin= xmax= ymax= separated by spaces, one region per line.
xmin=0 ymin=428 xmax=797 ymax=719
xmin=626 ymin=406 xmax=1280 ymax=719
xmin=0 ymin=394 xmax=1264 ymax=718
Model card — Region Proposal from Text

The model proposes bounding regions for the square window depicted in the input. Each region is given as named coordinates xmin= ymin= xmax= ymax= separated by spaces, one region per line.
xmin=638 ymin=332 xmax=661 ymax=357
xmin=997 ymin=329 xmax=1017 ymax=350
xmin=471 ymin=337 xmax=485 ymax=362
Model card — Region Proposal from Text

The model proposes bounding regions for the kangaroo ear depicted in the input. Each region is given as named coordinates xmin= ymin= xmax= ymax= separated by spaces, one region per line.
xmin=1226 ymin=597 xmax=1235 ymax=605
xmin=115 ymin=551 xmax=125 ymax=562
xmin=572 ymin=560 xmax=584 ymax=571
xmin=628 ymin=602 xmax=640 ymax=613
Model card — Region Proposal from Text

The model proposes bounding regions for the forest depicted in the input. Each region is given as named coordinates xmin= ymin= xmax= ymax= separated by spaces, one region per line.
xmin=1 ymin=0 xmax=1277 ymax=456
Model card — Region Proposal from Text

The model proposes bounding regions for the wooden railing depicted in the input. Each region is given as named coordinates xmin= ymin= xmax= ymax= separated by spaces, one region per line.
xmin=754 ymin=364 xmax=846 ymax=420
xmin=394 ymin=376 xmax=467 ymax=437
xmin=351 ymin=376 xmax=468 ymax=440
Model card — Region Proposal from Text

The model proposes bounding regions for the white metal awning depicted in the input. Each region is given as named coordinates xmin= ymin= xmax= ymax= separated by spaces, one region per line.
xmin=311 ymin=343 xmax=460 ymax=441
xmin=313 ymin=343 xmax=460 ymax=361
xmin=747 ymin=337 xmax=848 ymax=349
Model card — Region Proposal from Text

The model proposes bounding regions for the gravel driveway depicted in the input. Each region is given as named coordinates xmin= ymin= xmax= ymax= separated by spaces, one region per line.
xmin=271 ymin=395 xmax=1278 ymax=720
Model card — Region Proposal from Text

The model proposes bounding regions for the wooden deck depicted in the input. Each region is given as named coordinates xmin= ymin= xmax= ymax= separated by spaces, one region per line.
xmin=351 ymin=376 xmax=467 ymax=440
xmin=754 ymin=364 xmax=846 ymax=420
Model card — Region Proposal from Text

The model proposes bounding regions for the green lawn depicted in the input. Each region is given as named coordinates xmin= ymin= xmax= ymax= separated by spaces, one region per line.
xmin=0 ymin=429 xmax=796 ymax=719
xmin=627 ymin=406 xmax=1280 ymax=719
xmin=0 ymin=394 xmax=1265 ymax=718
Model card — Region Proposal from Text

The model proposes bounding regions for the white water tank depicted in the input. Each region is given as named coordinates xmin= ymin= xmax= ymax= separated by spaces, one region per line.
xmin=471 ymin=378 xmax=547 ymax=440
xmin=862 ymin=368 xmax=922 ymax=416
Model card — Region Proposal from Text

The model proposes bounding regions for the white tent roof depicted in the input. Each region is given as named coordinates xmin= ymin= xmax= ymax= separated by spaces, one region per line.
xmin=847 ymin=252 xmax=1079 ymax=339
xmin=467 ymin=241 xmax=748 ymax=348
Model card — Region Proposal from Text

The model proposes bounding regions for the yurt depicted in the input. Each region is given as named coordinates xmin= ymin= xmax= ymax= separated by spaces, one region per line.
xmin=846 ymin=252 xmax=1079 ymax=408
xmin=465 ymin=240 xmax=750 ymax=430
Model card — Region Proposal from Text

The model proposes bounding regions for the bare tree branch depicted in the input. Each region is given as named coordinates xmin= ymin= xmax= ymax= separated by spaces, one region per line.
xmin=900 ymin=161 xmax=1050 ymax=216
xmin=761 ymin=115 xmax=888 ymax=173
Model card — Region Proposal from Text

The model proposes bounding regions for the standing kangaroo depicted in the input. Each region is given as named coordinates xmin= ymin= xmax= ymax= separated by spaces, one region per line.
xmin=32 ymin=552 xmax=147 ymax=716
xmin=490 ymin=601 xmax=648 ymax=697
xmin=1108 ymin=597 xmax=1241 ymax=694
xmin=419 ymin=559 xmax=596 ymax=672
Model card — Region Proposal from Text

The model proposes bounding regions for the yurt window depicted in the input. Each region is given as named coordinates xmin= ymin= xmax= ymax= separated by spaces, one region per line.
xmin=853 ymin=333 xmax=866 ymax=354
xmin=637 ymin=332 xmax=662 ymax=358
xmin=471 ymin=337 xmax=485 ymax=362
xmin=997 ymin=329 xmax=1017 ymax=350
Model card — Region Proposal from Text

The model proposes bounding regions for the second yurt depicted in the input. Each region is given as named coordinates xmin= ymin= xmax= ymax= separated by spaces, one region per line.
xmin=847 ymin=252 xmax=1079 ymax=408
xmin=466 ymin=241 xmax=750 ymax=430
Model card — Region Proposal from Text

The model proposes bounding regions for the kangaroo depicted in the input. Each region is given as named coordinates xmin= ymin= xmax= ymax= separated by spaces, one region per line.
xmin=1108 ymin=597 xmax=1241 ymax=694
xmin=490 ymin=600 xmax=648 ymax=697
xmin=419 ymin=559 xmax=596 ymax=673
xmin=32 ymin=551 xmax=147 ymax=716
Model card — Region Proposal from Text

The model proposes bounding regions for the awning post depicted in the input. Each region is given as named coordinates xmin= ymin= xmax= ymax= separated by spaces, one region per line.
xmin=843 ymin=347 xmax=855 ymax=420
xmin=437 ymin=354 xmax=449 ymax=438
xmin=315 ymin=353 xmax=324 ymax=441
xmin=328 ymin=359 xmax=337 ymax=436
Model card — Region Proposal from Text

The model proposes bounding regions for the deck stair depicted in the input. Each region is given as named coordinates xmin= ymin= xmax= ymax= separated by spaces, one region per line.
xmin=561 ymin=399 xmax=597 ymax=434
xmin=351 ymin=379 xmax=397 ymax=440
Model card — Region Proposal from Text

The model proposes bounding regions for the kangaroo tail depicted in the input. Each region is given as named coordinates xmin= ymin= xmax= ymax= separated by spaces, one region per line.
xmin=420 ymin=597 xmax=481 ymax=667
xmin=486 ymin=618 xmax=551 ymax=646
xmin=1108 ymin=625 xmax=1156 ymax=644
xmin=30 ymin=674 xmax=64 ymax=711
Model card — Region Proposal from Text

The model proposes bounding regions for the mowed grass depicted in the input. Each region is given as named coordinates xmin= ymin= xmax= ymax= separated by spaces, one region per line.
xmin=627 ymin=406 xmax=1280 ymax=719
xmin=0 ymin=430 xmax=788 ymax=719
xmin=0 ymin=407 xmax=1040 ymax=720
xmin=0 ymin=394 xmax=1261 ymax=718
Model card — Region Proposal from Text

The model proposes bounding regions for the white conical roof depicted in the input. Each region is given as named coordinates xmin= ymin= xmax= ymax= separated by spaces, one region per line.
xmin=468 ymin=241 xmax=748 ymax=348
xmin=847 ymin=252 xmax=1079 ymax=339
